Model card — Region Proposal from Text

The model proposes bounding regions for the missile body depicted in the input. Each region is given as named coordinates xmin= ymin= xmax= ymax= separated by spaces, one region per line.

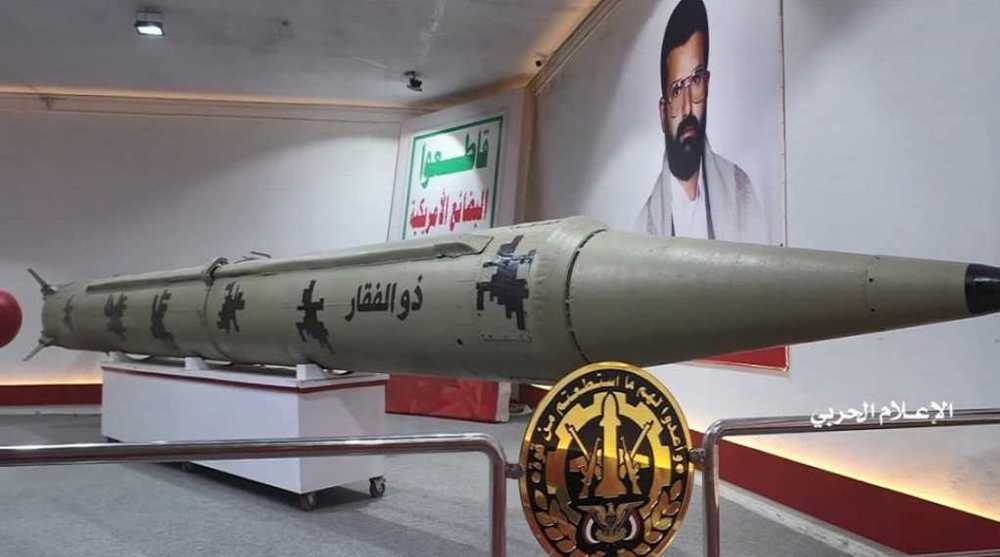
xmin=35 ymin=217 xmax=1000 ymax=382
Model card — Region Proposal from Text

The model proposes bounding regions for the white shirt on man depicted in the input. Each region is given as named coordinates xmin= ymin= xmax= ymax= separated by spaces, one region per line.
xmin=669 ymin=168 xmax=709 ymax=238
xmin=635 ymin=139 xmax=769 ymax=244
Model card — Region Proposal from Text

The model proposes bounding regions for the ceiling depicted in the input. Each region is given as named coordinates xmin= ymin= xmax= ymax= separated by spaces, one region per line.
xmin=0 ymin=0 xmax=596 ymax=107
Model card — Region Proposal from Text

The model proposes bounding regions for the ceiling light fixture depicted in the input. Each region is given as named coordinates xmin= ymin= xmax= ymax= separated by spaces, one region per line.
xmin=135 ymin=10 xmax=164 ymax=37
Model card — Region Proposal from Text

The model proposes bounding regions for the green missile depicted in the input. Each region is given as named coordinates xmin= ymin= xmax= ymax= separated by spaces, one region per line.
xmin=25 ymin=217 xmax=1000 ymax=382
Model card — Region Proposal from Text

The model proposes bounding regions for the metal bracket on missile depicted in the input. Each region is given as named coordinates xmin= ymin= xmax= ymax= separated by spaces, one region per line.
xmin=232 ymin=251 xmax=272 ymax=264
xmin=200 ymin=257 xmax=229 ymax=286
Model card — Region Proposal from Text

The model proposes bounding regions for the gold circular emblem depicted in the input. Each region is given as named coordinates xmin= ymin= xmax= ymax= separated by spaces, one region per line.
xmin=519 ymin=361 xmax=693 ymax=557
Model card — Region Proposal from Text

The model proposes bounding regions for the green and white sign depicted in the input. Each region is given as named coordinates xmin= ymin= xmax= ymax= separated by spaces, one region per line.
xmin=402 ymin=115 xmax=503 ymax=239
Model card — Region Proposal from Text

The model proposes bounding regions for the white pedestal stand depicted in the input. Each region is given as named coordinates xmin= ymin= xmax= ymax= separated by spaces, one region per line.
xmin=100 ymin=358 xmax=388 ymax=510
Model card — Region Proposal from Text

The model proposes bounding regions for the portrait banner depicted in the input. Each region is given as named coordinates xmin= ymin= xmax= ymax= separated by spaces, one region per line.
xmin=537 ymin=0 xmax=787 ymax=370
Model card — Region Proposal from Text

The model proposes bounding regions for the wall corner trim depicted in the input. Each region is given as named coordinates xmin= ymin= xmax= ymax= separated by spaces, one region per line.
xmin=527 ymin=0 xmax=624 ymax=96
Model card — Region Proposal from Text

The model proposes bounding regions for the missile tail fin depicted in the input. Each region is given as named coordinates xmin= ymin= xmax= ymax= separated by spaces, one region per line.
xmin=27 ymin=269 xmax=56 ymax=298
xmin=22 ymin=337 xmax=52 ymax=362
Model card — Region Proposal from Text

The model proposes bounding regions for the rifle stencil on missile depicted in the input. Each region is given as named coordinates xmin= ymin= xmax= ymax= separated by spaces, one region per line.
xmin=216 ymin=283 xmax=245 ymax=334
xmin=476 ymin=234 xmax=536 ymax=333
xmin=150 ymin=290 xmax=177 ymax=349
xmin=296 ymin=280 xmax=334 ymax=353
xmin=103 ymin=294 xmax=128 ymax=341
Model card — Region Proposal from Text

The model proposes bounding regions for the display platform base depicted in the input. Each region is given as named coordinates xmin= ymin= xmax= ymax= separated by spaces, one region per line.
xmin=101 ymin=358 xmax=388 ymax=509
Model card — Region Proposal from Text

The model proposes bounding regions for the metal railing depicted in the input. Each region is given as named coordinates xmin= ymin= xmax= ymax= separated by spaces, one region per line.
xmin=0 ymin=432 xmax=516 ymax=557
xmin=5 ymin=416 xmax=996 ymax=557
xmin=697 ymin=408 xmax=1000 ymax=557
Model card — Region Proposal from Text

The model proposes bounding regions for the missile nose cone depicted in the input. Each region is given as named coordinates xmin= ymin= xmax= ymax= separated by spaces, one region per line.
xmin=966 ymin=264 xmax=1000 ymax=315
xmin=0 ymin=290 xmax=23 ymax=348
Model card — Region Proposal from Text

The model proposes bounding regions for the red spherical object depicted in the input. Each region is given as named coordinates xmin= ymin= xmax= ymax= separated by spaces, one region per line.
xmin=0 ymin=290 xmax=23 ymax=348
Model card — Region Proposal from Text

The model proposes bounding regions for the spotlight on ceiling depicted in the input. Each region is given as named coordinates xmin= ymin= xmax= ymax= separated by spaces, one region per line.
xmin=135 ymin=10 xmax=164 ymax=37
xmin=404 ymin=71 xmax=423 ymax=93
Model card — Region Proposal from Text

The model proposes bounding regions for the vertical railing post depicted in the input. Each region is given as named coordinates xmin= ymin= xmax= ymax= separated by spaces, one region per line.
xmin=702 ymin=422 xmax=724 ymax=557
xmin=488 ymin=445 xmax=507 ymax=557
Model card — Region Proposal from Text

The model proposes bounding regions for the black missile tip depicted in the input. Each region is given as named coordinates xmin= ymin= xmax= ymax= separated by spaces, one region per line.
xmin=965 ymin=264 xmax=1000 ymax=315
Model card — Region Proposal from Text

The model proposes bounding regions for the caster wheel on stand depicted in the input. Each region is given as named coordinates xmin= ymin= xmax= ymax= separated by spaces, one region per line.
xmin=298 ymin=492 xmax=318 ymax=511
xmin=369 ymin=476 xmax=386 ymax=498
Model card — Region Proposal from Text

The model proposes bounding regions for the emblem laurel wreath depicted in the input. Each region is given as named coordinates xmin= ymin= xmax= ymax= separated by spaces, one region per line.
xmin=532 ymin=489 xmax=578 ymax=554
xmin=531 ymin=478 xmax=685 ymax=556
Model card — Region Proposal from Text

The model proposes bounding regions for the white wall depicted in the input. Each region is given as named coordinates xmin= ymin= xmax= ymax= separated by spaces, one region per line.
xmin=0 ymin=104 xmax=402 ymax=384
xmin=532 ymin=0 xmax=1000 ymax=521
